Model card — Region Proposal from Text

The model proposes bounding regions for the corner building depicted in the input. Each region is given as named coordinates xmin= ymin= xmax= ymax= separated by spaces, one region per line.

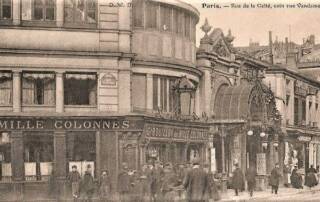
xmin=0 ymin=0 xmax=210 ymax=200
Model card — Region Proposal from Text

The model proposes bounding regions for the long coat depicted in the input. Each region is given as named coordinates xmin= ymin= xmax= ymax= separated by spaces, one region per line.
xmin=245 ymin=167 xmax=256 ymax=191
xmin=183 ymin=167 xmax=208 ymax=202
xmin=232 ymin=168 xmax=245 ymax=190
xmin=270 ymin=167 xmax=281 ymax=186
xmin=118 ymin=170 xmax=130 ymax=193
xmin=80 ymin=171 xmax=95 ymax=197
xmin=305 ymin=168 xmax=318 ymax=187
xmin=290 ymin=169 xmax=302 ymax=189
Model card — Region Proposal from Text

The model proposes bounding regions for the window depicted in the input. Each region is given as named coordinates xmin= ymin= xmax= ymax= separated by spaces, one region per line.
xmin=153 ymin=75 xmax=174 ymax=112
xmin=190 ymin=16 xmax=196 ymax=41
xmin=0 ymin=0 xmax=11 ymax=20
xmin=64 ymin=73 xmax=97 ymax=105
xmin=294 ymin=97 xmax=299 ymax=125
xmin=184 ymin=13 xmax=190 ymax=38
xmin=286 ymin=95 xmax=290 ymax=106
xmin=24 ymin=133 xmax=54 ymax=181
xmin=0 ymin=132 xmax=11 ymax=182
xmin=132 ymin=74 xmax=146 ymax=111
xmin=132 ymin=0 xmax=143 ymax=27
xmin=22 ymin=72 xmax=55 ymax=105
xmin=146 ymin=1 xmax=157 ymax=29
xmin=302 ymin=99 xmax=306 ymax=123
xmin=67 ymin=132 xmax=95 ymax=177
xmin=160 ymin=5 xmax=171 ymax=32
xmin=0 ymin=72 xmax=12 ymax=105
xmin=64 ymin=0 xmax=96 ymax=24
xmin=33 ymin=0 xmax=55 ymax=21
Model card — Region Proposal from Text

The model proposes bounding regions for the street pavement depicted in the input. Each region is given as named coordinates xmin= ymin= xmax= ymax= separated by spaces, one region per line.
xmin=220 ymin=185 xmax=320 ymax=202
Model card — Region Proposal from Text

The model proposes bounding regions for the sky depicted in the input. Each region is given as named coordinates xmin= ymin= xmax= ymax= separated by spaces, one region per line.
xmin=181 ymin=0 xmax=320 ymax=47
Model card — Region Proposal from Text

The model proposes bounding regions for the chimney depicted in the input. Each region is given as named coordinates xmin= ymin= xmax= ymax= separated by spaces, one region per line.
xmin=269 ymin=31 xmax=273 ymax=64
xmin=286 ymin=36 xmax=297 ymax=71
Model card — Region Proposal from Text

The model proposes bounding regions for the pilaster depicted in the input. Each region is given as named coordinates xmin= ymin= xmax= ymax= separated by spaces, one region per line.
xmin=12 ymin=71 xmax=21 ymax=113
xmin=55 ymin=72 xmax=64 ymax=113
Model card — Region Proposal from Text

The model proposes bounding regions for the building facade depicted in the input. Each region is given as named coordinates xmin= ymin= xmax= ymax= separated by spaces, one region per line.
xmin=238 ymin=32 xmax=320 ymax=178
xmin=0 ymin=0 xmax=213 ymax=200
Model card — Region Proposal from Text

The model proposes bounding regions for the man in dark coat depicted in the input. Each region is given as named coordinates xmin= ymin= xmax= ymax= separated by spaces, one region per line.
xmin=118 ymin=163 xmax=130 ymax=202
xmin=99 ymin=170 xmax=112 ymax=201
xmin=270 ymin=163 xmax=281 ymax=194
xmin=67 ymin=165 xmax=81 ymax=201
xmin=231 ymin=163 xmax=244 ymax=196
xmin=183 ymin=159 xmax=209 ymax=202
xmin=305 ymin=165 xmax=318 ymax=188
xmin=80 ymin=165 xmax=95 ymax=202
xmin=245 ymin=166 xmax=256 ymax=197
xmin=290 ymin=166 xmax=303 ymax=189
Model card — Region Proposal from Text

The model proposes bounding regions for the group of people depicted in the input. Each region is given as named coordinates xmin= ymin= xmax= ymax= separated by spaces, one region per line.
xmin=290 ymin=165 xmax=319 ymax=189
xmin=231 ymin=163 xmax=282 ymax=196
xmin=117 ymin=160 xmax=220 ymax=202
xmin=65 ymin=159 xmax=220 ymax=202
xmin=67 ymin=164 xmax=111 ymax=202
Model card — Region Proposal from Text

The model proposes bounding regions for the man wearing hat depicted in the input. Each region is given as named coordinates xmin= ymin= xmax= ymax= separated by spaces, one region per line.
xmin=231 ymin=162 xmax=244 ymax=196
xmin=67 ymin=165 xmax=81 ymax=200
xmin=150 ymin=160 xmax=164 ymax=201
xmin=270 ymin=163 xmax=281 ymax=194
xmin=81 ymin=164 xmax=95 ymax=202
xmin=118 ymin=162 xmax=130 ymax=202
xmin=183 ymin=158 xmax=209 ymax=202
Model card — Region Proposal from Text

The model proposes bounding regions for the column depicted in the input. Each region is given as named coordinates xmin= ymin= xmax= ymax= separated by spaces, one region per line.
xmin=118 ymin=63 xmax=131 ymax=113
xmin=54 ymin=131 xmax=67 ymax=199
xmin=146 ymin=74 xmax=153 ymax=112
xmin=11 ymin=131 xmax=24 ymax=200
xmin=12 ymin=71 xmax=21 ymax=112
xmin=56 ymin=0 xmax=64 ymax=27
xmin=199 ymin=67 xmax=211 ymax=115
xmin=12 ymin=0 xmax=21 ymax=25
xmin=55 ymin=72 xmax=64 ymax=113
xmin=96 ymin=131 xmax=101 ymax=177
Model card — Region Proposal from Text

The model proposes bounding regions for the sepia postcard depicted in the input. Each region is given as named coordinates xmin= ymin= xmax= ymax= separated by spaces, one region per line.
xmin=0 ymin=0 xmax=320 ymax=201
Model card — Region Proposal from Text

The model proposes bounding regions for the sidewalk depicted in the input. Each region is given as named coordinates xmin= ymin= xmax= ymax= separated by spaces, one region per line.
xmin=220 ymin=185 xmax=320 ymax=202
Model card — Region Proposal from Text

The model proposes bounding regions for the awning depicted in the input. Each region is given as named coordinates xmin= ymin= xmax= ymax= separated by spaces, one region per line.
xmin=0 ymin=72 xmax=11 ymax=79
xmin=23 ymin=73 xmax=54 ymax=80
xmin=65 ymin=73 xmax=96 ymax=80
xmin=213 ymin=84 xmax=255 ymax=120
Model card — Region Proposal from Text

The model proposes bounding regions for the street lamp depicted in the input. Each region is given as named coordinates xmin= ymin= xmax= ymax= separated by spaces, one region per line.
xmin=260 ymin=132 xmax=266 ymax=137
xmin=247 ymin=130 xmax=253 ymax=136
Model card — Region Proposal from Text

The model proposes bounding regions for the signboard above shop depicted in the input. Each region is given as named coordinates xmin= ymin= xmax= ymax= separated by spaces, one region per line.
xmin=144 ymin=124 xmax=209 ymax=141
xmin=0 ymin=117 xmax=144 ymax=131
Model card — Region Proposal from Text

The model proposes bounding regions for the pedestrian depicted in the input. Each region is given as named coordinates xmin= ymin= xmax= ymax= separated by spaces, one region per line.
xmin=270 ymin=163 xmax=281 ymax=194
xmin=99 ymin=170 xmax=112 ymax=202
xmin=283 ymin=164 xmax=291 ymax=187
xmin=245 ymin=166 xmax=256 ymax=197
xmin=183 ymin=159 xmax=209 ymax=202
xmin=305 ymin=165 xmax=318 ymax=189
xmin=290 ymin=166 xmax=303 ymax=189
xmin=80 ymin=164 xmax=95 ymax=202
xmin=203 ymin=164 xmax=220 ymax=201
xmin=118 ymin=162 xmax=130 ymax=202
xmin=231 ymin=163 xmax=244 ymax=196
xmin=161 ymin=163 xmax=179 ymax=202
xmin=67 ymin=165 xmax=81 ymax=201
xmin=150 ymin=160 xmax=164 ymax=202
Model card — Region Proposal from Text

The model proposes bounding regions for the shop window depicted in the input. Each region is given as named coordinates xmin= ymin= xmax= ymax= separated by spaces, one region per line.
xmin=0 ymin=72 xmax=12 ymax=105
xmin=24 ymin=133 xmax=54 ymax=181
xmin=132 ymin=0 xmax=143 ymax=27
xmin=67 ymin=132 xmax=96 ymax=177
xmin=146 ymin=1 xmax=157 ymax=29
xmin=64 ymin=73 xmax=97 ymax=105
xmin=0 ymin=132 xmax=11 ymax=182
xmin=160 ymin=5 xmax=171 ymax=32
xmin=64 ymin=0 xmax=96 ymax=24
xmin=0 ymin=0 xmax=11 ymax=20
xmin=132 ymin=74 xmax=146 ymax=112
xmin=33 ymin=0 xmax=55 ymax=21
xmin=22 ymin=72 xmax=55 ymax=105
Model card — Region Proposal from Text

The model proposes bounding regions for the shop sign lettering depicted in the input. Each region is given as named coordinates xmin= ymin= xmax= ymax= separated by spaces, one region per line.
xmin=145 ymin=125 xmax=209 ymax=140
xmin=297 ymin=136 xmax=311 ymax=142
xmin=0 ymin=118 xmax=133 ymax=131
